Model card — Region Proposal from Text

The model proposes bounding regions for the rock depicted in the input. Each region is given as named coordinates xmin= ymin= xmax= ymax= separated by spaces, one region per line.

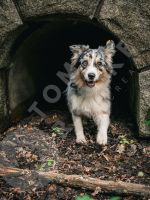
xmin=14 ymin=0 xmax=99 ymax=19
xmin=98 ymin=0 xmax=150 ymax=69
xmin=0 ymin=0 xmax=22 ymax=69
xmin=0 ymin=1 xmax=22 ymax=34
xmin=138 ymin=70 xmax=150 ymax=136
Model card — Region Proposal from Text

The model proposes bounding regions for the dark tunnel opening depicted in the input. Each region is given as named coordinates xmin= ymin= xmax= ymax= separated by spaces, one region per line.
xmin=8 ymin=17 xmax=133 ymax=121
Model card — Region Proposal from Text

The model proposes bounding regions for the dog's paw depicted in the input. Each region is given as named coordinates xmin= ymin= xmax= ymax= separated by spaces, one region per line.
xmin=76 ymin=136 xmax=87 ymax=144
xmin=97 ymin=134 xmax=107 ymax=145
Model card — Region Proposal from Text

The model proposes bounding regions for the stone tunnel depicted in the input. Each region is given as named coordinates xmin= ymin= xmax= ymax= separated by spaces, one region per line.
xmin=0 ymin=0 xmax=150 ymax=136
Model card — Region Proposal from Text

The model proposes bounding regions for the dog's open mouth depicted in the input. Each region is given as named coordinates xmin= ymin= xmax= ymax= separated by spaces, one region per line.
xmin=86 ymin=81 xmax=95 ymax=88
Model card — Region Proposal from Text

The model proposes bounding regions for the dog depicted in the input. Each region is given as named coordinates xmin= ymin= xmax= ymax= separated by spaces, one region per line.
xmin=67 ymin=40 xmax=115 ymax=145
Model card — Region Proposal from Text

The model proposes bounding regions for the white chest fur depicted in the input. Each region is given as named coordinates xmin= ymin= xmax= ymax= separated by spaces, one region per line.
xmin=68 ymin=84 xmax=111 ymax=118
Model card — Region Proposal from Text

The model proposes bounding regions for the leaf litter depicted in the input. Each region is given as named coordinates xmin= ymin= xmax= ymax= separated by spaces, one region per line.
xmin=0 ymin=110 xmax=149 ymax=200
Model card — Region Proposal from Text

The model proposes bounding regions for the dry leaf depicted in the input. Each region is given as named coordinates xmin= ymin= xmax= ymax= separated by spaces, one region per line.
xmin=116 ymin=144 xmax=125 ymax=154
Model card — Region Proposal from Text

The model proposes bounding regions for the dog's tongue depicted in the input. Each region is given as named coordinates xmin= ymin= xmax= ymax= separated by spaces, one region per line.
xmin=86 ymin=81 xmax=95 ymax=88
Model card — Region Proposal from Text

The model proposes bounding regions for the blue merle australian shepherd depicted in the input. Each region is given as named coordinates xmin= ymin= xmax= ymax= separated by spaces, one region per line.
xmin=67 ymin=40 xmax=115 ymax=145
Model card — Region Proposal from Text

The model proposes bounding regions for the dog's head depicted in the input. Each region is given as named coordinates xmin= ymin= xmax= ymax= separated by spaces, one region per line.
xmin=69 ymin=40 xmax=115 ymax=88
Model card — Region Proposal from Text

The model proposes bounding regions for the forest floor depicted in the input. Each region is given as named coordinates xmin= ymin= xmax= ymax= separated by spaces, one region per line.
xmin=0 ymin=110 xmax=150 ymax=200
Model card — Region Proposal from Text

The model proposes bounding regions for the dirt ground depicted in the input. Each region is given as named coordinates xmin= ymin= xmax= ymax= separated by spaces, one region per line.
xmin=0 ymin=110 xmax=150 ymax=200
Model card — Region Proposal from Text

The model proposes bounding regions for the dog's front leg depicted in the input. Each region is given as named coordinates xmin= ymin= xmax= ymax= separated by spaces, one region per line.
xmin=96 ymin=114 xmax=110 ymax=145
xmin=72 ymin=114 xmax=87 ymax=144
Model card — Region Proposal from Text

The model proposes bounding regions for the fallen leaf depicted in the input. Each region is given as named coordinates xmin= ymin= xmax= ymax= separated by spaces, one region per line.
xmin=127 ymin=144 xmax=137 ymax=156
xmin=91 ymin=187 xmax=101 ymax=196
xmin=138 ymin=171 xmax=144 ymax=177
xmin=116 ymin=144 xmax=125 ymax=154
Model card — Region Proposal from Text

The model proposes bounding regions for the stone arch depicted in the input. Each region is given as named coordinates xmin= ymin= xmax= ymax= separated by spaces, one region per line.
xmin=0 ymin=0 xmax=149 ymax=136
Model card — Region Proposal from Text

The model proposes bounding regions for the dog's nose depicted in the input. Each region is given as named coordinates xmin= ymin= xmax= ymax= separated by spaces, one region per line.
xmin=88 ymin=73 xmax=95 ymax=80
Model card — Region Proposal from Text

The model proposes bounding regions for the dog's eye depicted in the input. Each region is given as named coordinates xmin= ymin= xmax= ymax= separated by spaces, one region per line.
xmin=96 ymin=61 xmax=102 ymax=67
xmin=82 ymin=61 xmax=88 ymax=68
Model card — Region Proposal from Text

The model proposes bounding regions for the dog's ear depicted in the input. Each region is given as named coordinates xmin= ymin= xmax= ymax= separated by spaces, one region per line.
xmin=104 ymin=40 xmax=115 ymax=66
xmin=69 ymin=45 xmax=89 ymax=64
xmin=69 ymin=45 xmax=89 ymax=55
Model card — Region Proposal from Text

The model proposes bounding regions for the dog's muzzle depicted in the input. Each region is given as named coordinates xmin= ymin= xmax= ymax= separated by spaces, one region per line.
xmin=86 ymin=73 xmax=96 ymax=88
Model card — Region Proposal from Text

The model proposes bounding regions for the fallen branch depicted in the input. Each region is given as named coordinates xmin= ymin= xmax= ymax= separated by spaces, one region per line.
xmin=0 ymin=167 xmax=150 ymax=197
